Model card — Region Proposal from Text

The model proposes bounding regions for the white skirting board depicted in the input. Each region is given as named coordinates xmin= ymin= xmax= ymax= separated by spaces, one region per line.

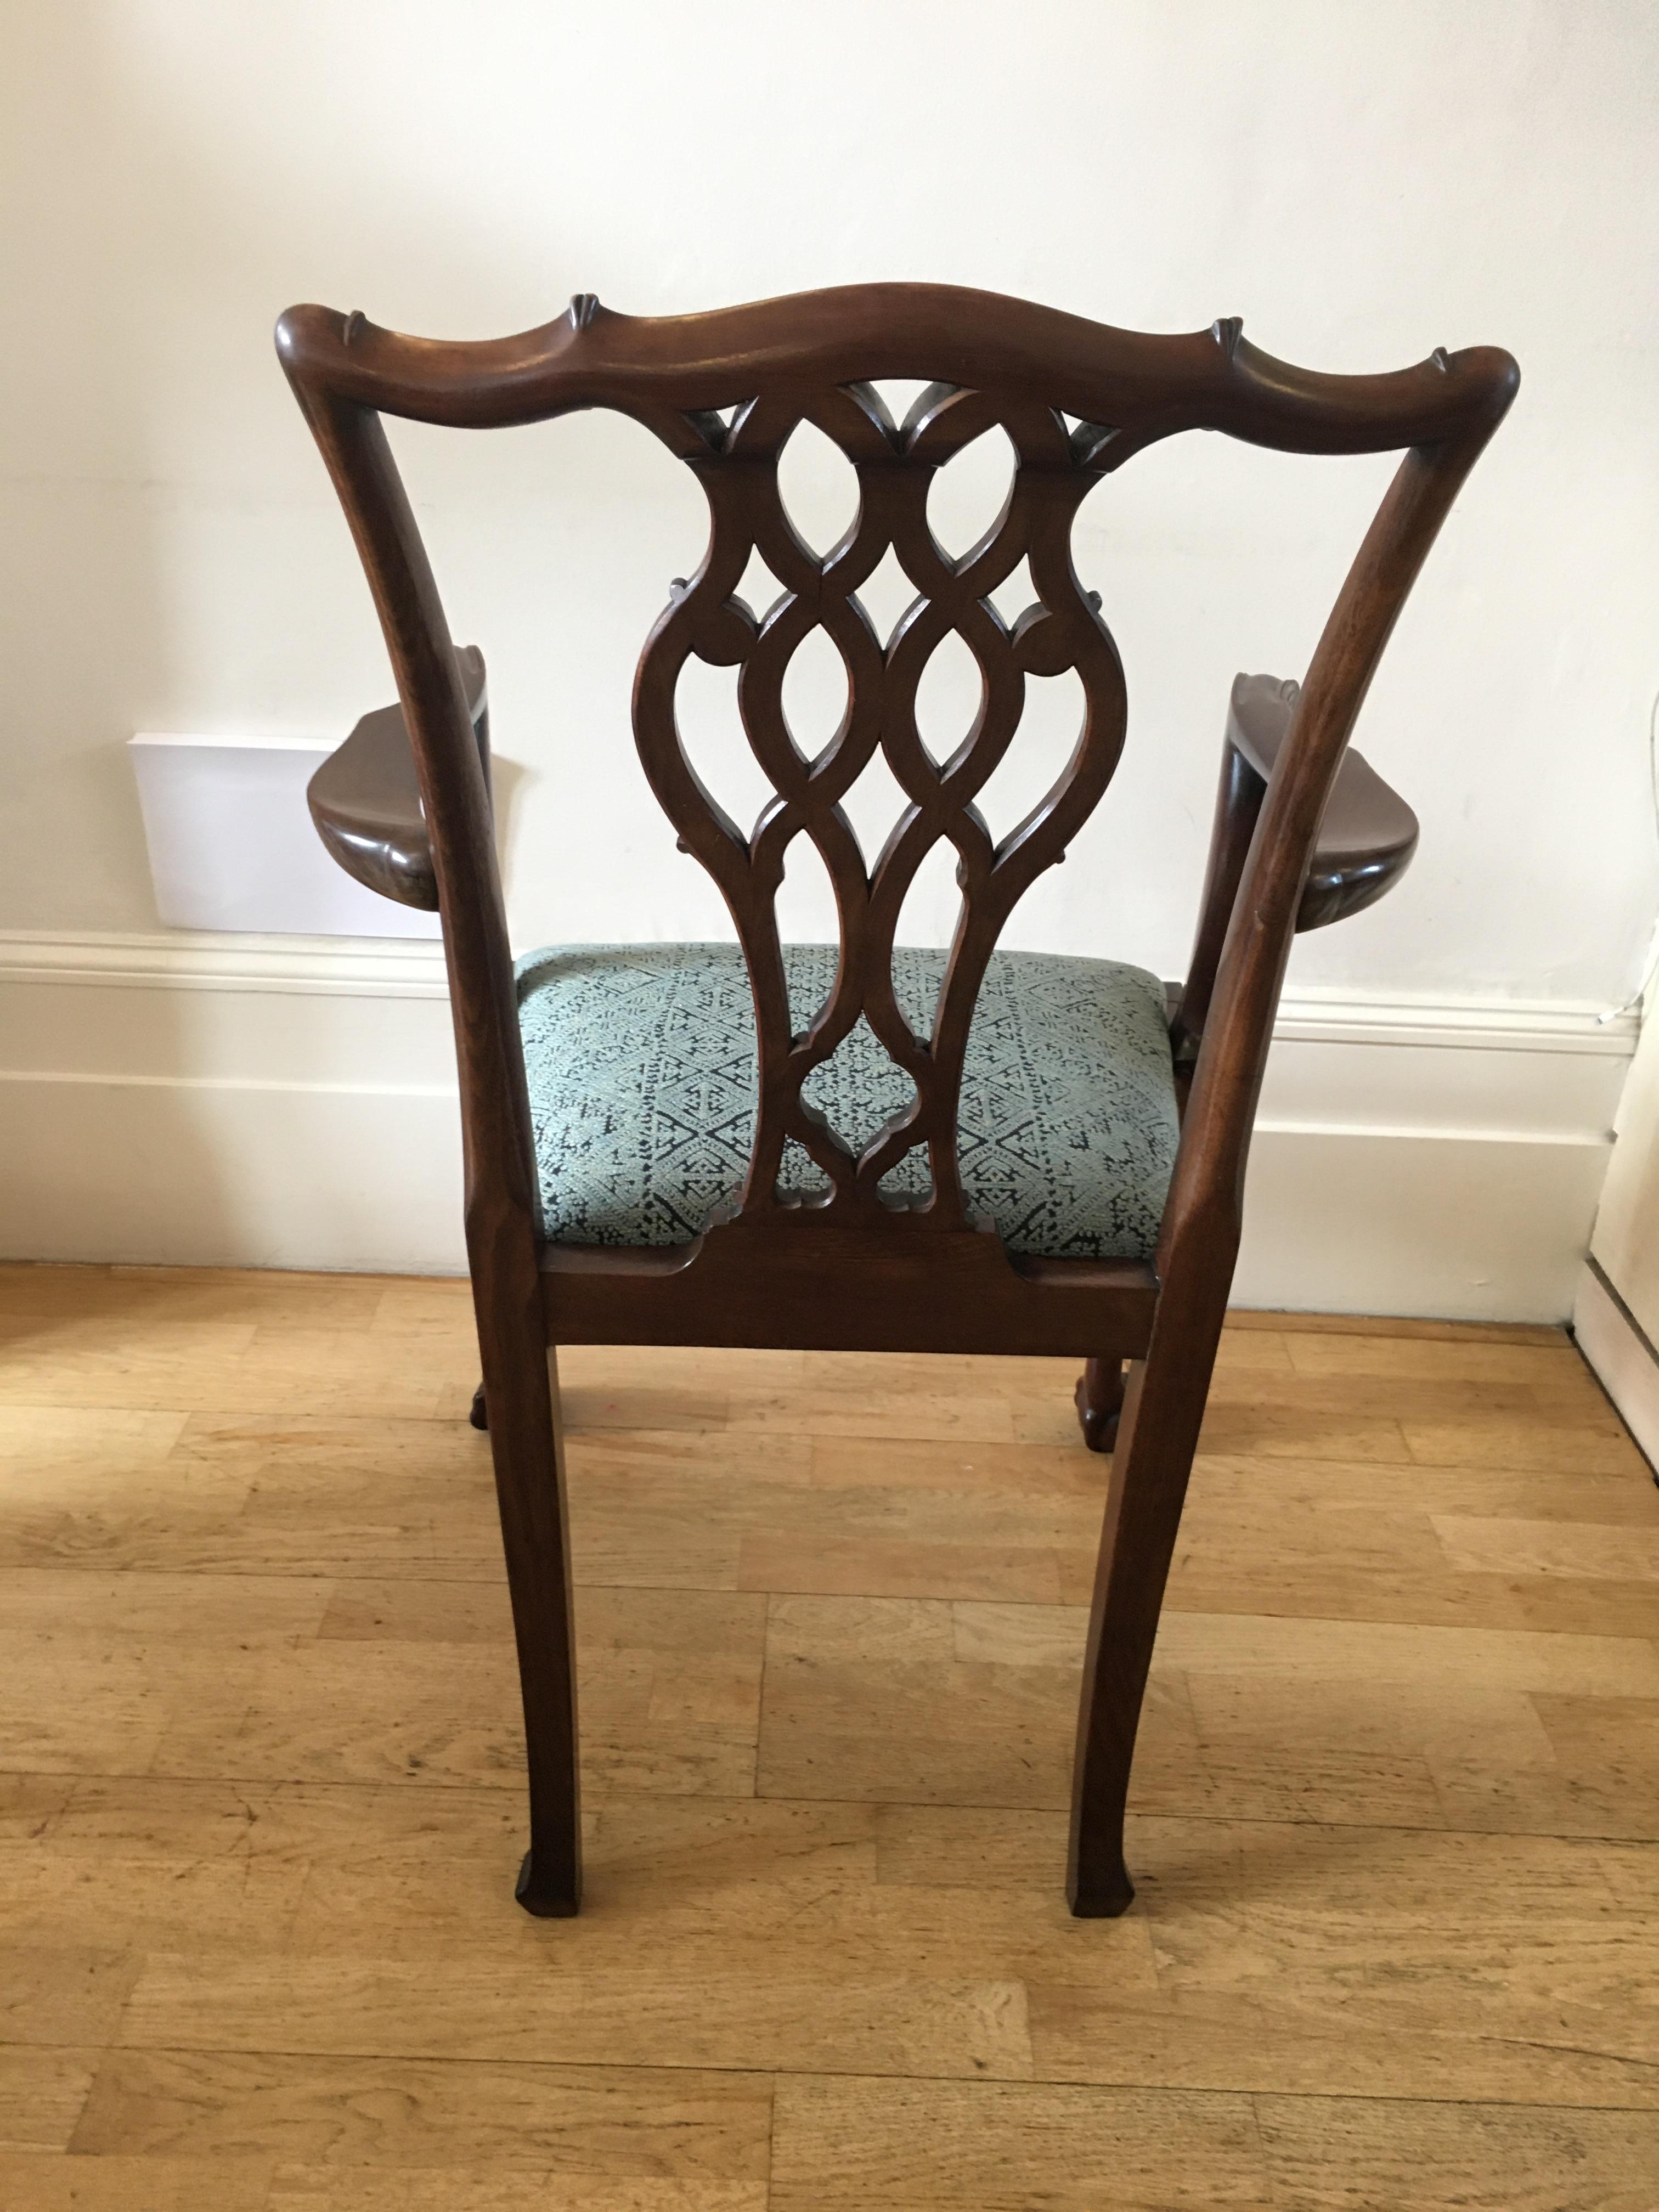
xmin=1572 ymin=1261 xmax=1659 ymax=1474
xmin=0 ymin=930 xmax=1638 ymax=1321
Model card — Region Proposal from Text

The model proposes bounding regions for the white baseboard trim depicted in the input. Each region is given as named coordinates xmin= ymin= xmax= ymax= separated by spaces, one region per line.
xmin=0 ymin=929 xmax=1640 ymax=1042
xmin=1572 ymin=1261 xmax=1659 ymax=1474
xmin=0 ymin=1072 xmax=466 ymax=1277
xmin=0 ymin=929 xmax=1637 ymax=1317
xmin=0 ymin=927 xmax=450 ymax=999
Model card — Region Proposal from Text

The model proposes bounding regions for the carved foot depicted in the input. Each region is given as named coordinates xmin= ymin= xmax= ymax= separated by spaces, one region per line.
xmin=1074 ymin=1379 xmax=1120 ymax=1453
xmin=515 ymin=1847 xmax=579 ymax=1918
xmin=1074 ymin=1358 xmax=1125 ymax=1454
xmin=469 ymin=1383 xmax=488 ymax=1431
xmin=1068 ymin=1857 xmax=1136 ymax=1918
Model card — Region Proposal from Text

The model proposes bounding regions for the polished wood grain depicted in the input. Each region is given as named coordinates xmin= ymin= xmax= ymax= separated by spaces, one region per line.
xmin=1225 ymin=674 xmax=1420 ymax=934
xmin=1170 ymin=674 xmax=1419 ymax=1070
xmin=278 ymin=285 xmax=1517 ymax=1916
xmin=306 ymin=644 xmax=489 ymax=910
xmin=3 ymin=1265 xmax=1658 ymax=2205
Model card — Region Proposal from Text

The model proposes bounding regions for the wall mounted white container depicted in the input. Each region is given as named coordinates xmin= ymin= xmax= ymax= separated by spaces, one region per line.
xmin=128 ymin=733 xmax=441 ymax=939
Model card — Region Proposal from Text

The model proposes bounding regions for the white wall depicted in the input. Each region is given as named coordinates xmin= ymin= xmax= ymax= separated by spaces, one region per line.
xmin=3 ymin=2 xmax=1657 ymax=1305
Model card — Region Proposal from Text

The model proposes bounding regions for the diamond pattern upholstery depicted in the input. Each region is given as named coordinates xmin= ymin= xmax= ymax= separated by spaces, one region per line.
xmin=515 ymin=943 xmax=1179 ymax=1260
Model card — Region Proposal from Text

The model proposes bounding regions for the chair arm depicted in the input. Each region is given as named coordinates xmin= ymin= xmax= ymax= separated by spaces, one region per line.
xmin=1228 ymin=673 xmax=1419 ymax=932
xmin=1170 ymin=671 xmax=1419 ymax=1068
xmin=306 ymin=644 xmax=488 ymax=910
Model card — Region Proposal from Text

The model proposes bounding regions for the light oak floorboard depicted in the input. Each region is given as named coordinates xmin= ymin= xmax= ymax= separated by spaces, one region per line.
xmin=266 ymin=2180 xmax=767 ymax=2211
xmin=769 ymin=2074 xmax=1272 ymax=2211
xmin=1253 ymin=2092 xmax=1659 ymax=2211
xmin=1 ymin=1263 xmax=1657 ymax=2210
xmin=0 ymin=2151 xmax=276 ymax=2209
xmin=71 ymin=2048 xmax=772 ymax=2179
xmin=0 ymin=2049 xmax=99 ymax=2153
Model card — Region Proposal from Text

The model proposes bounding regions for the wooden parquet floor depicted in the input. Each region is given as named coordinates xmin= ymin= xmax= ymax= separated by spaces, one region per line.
xmin=1 ymin=1262 xmax=1657 ymax=2208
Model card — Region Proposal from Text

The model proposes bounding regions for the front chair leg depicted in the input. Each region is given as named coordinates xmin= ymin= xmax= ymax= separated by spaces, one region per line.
xmin=477 ymin=1314 xmax=581 ymax=1917
xmin=1068 ymin=1294 xmax=1225 ymax=1916
xmin=1074 ymin=1357 xmax=1125 ymax=1452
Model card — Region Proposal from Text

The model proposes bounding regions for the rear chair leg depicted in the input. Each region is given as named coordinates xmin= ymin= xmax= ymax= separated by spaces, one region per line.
xmin=1074 ymin=1357 xmax=1126 ymax=1452
xmin=476 ymin=1316 xmax=581 ymax=1916
xmin=1068 ymin=1293 xmax=1226 ymax=1916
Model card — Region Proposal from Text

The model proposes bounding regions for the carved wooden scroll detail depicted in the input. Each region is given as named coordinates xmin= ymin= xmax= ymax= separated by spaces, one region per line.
xmin=631 ymin=379 xmax=1130 ymax=1232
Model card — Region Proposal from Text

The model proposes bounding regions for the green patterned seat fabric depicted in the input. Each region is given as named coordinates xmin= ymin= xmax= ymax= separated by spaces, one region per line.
xmin=515 ymin=943 xmax=1179 ymax=1260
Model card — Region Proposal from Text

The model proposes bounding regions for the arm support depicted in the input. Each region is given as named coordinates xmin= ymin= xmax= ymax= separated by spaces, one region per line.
xmin=1172 ymin=670 xmax=1419 ymax=1063
xmin=307 ymin=642 xmax=489 ymax=909
xmin=1231 ymin=673 xmax=1419 ymax=928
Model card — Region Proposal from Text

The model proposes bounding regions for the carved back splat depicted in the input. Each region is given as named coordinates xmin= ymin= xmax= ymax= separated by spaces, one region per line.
xmin=635 ymin=379 xmax=1125 ymax=1229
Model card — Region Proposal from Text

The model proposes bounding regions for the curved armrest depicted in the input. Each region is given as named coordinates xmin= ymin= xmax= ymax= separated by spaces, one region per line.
xmin=1228 ymin=673 xmax=1419 ymax=931
xmin=1171 ymin=670 xmax=1419 ymax=1068
xmin=306 ymin=644 xmax=488 ymax=910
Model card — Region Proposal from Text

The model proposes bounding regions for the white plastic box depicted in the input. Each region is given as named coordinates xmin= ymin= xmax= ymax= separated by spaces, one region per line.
xmin=128 ymin=733 xmax=441 ymax=939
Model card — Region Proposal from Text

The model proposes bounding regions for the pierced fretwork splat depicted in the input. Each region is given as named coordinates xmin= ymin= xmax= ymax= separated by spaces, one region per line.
xmin=632 ymin=379 xmax=1128 ymax=1231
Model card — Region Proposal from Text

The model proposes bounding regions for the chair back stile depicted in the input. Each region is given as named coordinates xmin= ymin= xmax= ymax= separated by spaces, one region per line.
xmin=289 ymin=386 xmax=544 ymax=1270
xmin=1160 ymin=418 xmax=1515 ymax=1302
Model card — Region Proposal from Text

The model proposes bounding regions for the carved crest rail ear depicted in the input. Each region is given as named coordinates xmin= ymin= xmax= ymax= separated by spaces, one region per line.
xmin=278 ymin=283 xmax=1516 ymax=1923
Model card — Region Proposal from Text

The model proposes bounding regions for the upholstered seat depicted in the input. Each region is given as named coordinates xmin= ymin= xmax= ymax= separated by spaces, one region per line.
xmin=516 ymin=943 xmax=1180 ymax=1260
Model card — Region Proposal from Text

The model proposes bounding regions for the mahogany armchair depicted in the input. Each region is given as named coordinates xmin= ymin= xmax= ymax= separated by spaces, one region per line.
xmin=278 ymin=284 xmax=1516 ymax=1918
